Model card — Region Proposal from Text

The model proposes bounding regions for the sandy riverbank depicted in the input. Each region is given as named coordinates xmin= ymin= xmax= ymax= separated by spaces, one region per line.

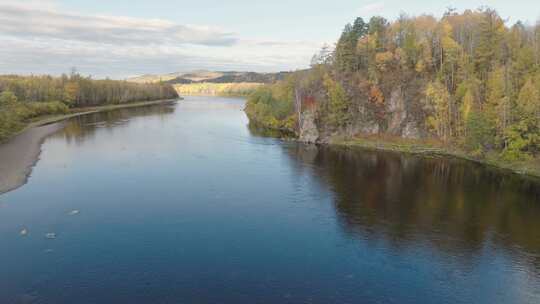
xmin=0 ymin=122 xmax=65 ymax=195
xmin=0 ymin=99 xmax=178 ymax=195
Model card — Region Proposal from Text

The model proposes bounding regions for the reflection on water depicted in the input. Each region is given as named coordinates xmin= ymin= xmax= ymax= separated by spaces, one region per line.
xmin=56 ymin=104 xmax=176 ymax=145
xmin=0 ymin=96 xmax=539 ymax=304
xmin=247 ymin=121 xmax=296 ymax=139
xmin=283 ymin=145 xmax=540 ymax=272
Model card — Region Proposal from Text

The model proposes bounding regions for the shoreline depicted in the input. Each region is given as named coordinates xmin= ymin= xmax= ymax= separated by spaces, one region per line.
xmin=247 ymin=114 xmax=540 ymax=179
xmin=329 ymin=136 xmax=540 ymax=179
xmin=18 ymin=98 xmax=180 ymax=137
xmin=0 ymin=98 xmax=179 ymax=195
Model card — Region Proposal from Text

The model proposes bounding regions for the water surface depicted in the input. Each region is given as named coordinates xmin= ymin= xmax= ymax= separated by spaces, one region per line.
xmin=1 ymin=96 xmax=539 ymax=304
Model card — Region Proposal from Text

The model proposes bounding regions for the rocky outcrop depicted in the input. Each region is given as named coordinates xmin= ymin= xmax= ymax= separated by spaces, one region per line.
xmin=349 ymin=103 xmax=380 ymax=137
xmin=298 ymin=108 xmax=319 ymax=143
xmin=386 ymin=87 xmax=423 ymax=139
xmin=387 ymin=88 xmax=407 ymax=135
xmin=296 ymin=87 xmax=424 ymax=143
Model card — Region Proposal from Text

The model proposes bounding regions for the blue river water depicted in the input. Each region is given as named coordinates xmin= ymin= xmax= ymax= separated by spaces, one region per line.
xmin=0 ymin=96 xmax=539 ymax=304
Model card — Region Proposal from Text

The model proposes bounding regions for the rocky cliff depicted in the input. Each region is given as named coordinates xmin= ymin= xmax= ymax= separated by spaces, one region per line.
xmin=297 ymin=86 xmax=425 ymax=143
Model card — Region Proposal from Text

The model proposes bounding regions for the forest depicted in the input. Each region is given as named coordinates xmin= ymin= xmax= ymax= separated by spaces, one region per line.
xmin=246 ymin=8 xmax=540 ymax=162
xmin=0 ymin=72 xmax=178 ymax=142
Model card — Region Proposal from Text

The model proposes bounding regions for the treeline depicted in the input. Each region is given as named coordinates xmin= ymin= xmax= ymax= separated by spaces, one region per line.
xmin=0 ymin=73 xmax=178 ymax=142
xmin=0 ymin=73 xmax=178 ymax=107
xmin=247 ymin=8 xmax=540 ymax=161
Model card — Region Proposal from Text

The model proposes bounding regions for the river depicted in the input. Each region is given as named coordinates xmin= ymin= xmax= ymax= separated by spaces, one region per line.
xmin=0 ymin=96 xmax=539 ymax=304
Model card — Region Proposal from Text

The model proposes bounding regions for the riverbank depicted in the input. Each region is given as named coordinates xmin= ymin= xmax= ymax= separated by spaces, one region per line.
xmin=245 ymin=95 xmax=540 ymax=179
xmin=331 ymin=134 xmax=540 ymax=179
xmin=20 ymin=99 xmax=179 ymax=137
xmin=0 ymin=98 xmax=179 ymax=195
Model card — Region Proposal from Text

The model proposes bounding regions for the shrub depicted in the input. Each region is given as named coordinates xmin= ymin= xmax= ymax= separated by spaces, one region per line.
xmin=0 ymin=101 xmax=69 ymax=142
xmin=0 ymin=90 xmax=18 ymax=106
xmin=464 ymin=110 xmax=494 ymax=152
xmin=245 ymin=86 xmax=295 ymax=132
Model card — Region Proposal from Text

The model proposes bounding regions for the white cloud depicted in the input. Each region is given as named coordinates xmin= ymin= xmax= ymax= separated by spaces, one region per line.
xmin=359 ymin=1 xmax=386 ymax=15
xmin=0 ymin=2 xmax=319 ymax=78
xmin=1 ymin=0 xmax=59 ymax=9
xmin=0 ymin=2 xmax=237 ymax=46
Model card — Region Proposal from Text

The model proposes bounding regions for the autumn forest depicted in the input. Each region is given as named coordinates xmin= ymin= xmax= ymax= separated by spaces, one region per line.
xmin=246 ymin=8 xmax=540 ymax=163
xmin=0 ymin=73 xmax=178 ymax=142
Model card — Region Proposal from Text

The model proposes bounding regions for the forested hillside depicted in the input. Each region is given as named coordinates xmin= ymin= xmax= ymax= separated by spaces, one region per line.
xmin=129 ymin=70 xmax=290 ymax=85
xmin=0 ymin=73 xmax=178 ymax=142
xmin=166 ymin=71 xmax=290 ymax=84
xmin=129 ymin=70 xmax=290 ymax=96
xmin=246 ymin=8 xmax=540 ymax=161
xmin=166 ymin=71 xmax=289 ymax=96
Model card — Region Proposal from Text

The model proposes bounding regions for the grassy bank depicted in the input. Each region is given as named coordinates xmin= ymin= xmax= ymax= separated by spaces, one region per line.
xmin=333 ymin=135 xmax=540 ymax=178
xmin=1 ymin=98 xmax=178 ymax=144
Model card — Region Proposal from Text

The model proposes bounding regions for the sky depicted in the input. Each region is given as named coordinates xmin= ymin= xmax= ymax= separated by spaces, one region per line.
xmin=0 ymin=0 xmax=539 ymax=79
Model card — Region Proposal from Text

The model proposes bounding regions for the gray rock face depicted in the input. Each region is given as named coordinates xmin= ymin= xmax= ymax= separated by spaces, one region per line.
xmin=386 ymin=87 xmax=423 ymax=139
xmin=356 ymin=121 xmax=380 ymax=135
xmin=387 ymin=88 xmax=407 ymax=135
xmin=298 ymin=109 xmax=319 ymax=143
xmin=295 ymin=87 xmax=424 ymax=142
xmin=402 ymin=121 xmax=422 ymax=139
xmin=344 ymin=104 xmax=380 ymax=140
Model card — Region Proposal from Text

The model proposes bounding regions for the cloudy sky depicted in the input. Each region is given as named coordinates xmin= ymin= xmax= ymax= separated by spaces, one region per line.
xmin=0 ymin=0 xmax=538 ymax=79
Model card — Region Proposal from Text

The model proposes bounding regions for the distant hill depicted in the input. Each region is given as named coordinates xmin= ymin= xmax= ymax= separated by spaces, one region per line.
xmin=127 ymin=72 xmax=185 ymax=84
xmin=127 ymin=70 xmax=291 ymax=84
xmin=195 ymin=71 xmax=291 ymax=84
xmin=178 ymin=70 xmax=224 ymax=82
